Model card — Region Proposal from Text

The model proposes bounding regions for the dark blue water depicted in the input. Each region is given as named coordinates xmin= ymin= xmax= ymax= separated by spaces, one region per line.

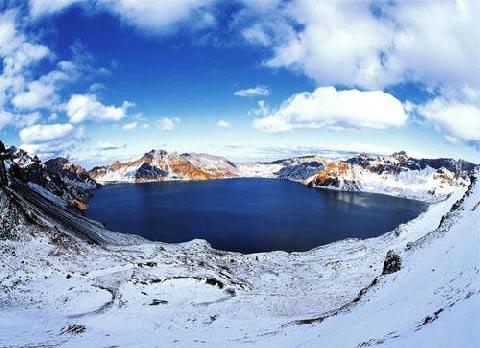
xmin=86 ymin=179 xmax=428 ymax=253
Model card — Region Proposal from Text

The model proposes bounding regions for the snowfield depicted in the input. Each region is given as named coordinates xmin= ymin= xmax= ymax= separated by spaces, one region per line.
xmin=1 ymin=173 xmax=478 ymax=347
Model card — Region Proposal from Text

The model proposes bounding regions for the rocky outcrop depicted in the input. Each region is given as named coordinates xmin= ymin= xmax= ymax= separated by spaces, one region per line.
xmin=305 ymin=161 xmax=360 ymax=191
xmin=382 ymin=250 xmax=402 ymax=275
xmin=347 ymin=151 xmax=476 ymax=181
xmin=305 ymin=152 xmax=478 ymax=201
xmin=89 ymin=149 xmax=240 ymax=184
xmin=45 ymin=157 xmax=96 ymax=189
xmin=0 ymin=143 xmax=96 ymax=211
xmin=273 ymin=156 xmax=327 ymax=181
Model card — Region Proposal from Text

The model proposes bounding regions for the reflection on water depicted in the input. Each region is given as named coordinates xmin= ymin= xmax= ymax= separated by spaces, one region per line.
xmin=86 ymin=179 xmax=428 ymax=254
xmin=320 ymin=190 xmax=373 ymax=208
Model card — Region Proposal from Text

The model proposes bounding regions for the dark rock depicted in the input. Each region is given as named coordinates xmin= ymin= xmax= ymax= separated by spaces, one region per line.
xmin=205 ymin=277 xmax=224 ymax=289
xmin=382 ymin=250 xmax=402 ymax=275
xmin=60 ymin=324 xmax=86 ymax=335
xmin=135 ymin=163 xmax=168 ymax=181
xmin=149 ymin=299 xmax=168 ymax=305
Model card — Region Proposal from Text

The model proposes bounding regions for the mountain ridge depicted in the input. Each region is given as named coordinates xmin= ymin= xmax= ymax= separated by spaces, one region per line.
xmin=86 ymin=148 xmax=478 ymax=202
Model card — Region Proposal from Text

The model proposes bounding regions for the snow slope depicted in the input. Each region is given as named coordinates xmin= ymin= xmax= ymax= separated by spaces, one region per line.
xmin=89 ymin=150 xmax=239 ymax=183
xmin=89 ymin=150 xmax=476 ymax=202
xmin=1 ymin=169 xmax=478 ymax=347
xmin=305 ymin=152 xmax=475 ymax=202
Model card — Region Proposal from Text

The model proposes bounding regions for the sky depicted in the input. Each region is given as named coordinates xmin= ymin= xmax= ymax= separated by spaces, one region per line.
xmin=0 ymin=0 xmax=479 ymax=169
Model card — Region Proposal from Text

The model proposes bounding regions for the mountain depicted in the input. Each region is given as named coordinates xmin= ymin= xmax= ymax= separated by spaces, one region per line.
xmin=87 ymin=149 xmax=477 ymax=202
xmin=0 ymin=142 xmax=96 ymax=210
xmin=89 ymin=150 xmax=239 ymax=183
xmin=237 ymin=155 xmax=328 ymax=181
xmin=304 ymin=151 xmax=477 ymax=202
xmin=0 ymin=141 xmax=478 ymax=346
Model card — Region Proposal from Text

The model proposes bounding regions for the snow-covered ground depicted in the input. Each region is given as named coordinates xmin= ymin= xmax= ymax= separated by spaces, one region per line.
xmin=1 ymin=173 xmax=478 ymax=347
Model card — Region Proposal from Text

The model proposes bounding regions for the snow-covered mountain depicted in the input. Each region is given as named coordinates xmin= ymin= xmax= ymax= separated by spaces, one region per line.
xmin=0 ymin=141 xmax=478 ymax=347
xmin=304 ymin=151 xmax=477 ymax=202
xmin=237 ymin=155 xmax=328 ymax=181
xmin=89 ymin=149 xmax=239 ymax=183
xmin=0 ymin=142 xmax=96 ymax=210
xmin=86 ymin=149 xmax=477 ymax=202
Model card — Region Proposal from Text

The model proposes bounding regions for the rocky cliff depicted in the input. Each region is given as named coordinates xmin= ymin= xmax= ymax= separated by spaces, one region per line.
xmin=89 ymin=150 xmax=239 ymax=183
xmin=305 ymin=151 xmax=477 ymax=201
xmin=0 ymin=142 xmax=96 ymax=210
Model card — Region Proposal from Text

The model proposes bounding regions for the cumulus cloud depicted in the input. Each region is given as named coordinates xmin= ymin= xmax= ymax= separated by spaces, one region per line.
xmin=234 ymin=86 xmax=270 ymax=97
xmin=262 ymin=0 xmax=479 ymax=95
xmin=217 ymin=120 xmax=230 ymax=128
xmin=19 ymin=123 xmax=78 ymax=143
xmin=65 ymin=94 xmax=134 ymax=123
xmin=19 ymin=123 xmax=85 ymax=158
xmin=157 ymin=117 xmax=180 ymax=131
xmin=29 ymin=0 xmax=86 ymax=18
xmin=12 ymin=79 xmax=56 ymax=110
xmin=253 ymin=87 xmax=407 ymax=133
xmin=0 ymin=110 xmax=41 ymax=130
xmin=122 ymin=121 xmax=137 ymax=130
xmin=0 ymin=10 xmax=50 ymax=111
xmin=415 ymin=98 xmax=480 ymax=144
xmin=29 ymin=0 xmax=216 ymax=33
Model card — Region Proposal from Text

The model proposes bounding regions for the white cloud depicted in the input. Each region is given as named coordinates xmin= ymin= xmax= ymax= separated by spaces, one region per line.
xmin=29 ymin=0 xmax=216 ymax=33
xmin=234 ymin=86 xmax=270 ymax=97
xmin=248 ymin=100 xmax=270 ymax=117
xmin=416 ymin=98 xmax=480 ymax=143
xmin=12 ymin=79 xmax=56 ymax=110
xmin=0 ymin=10 xmax=50 ymax=111
xmin=29 ymin=0 xmax=85 ymax=18
xmin=157 ymin=117 xmax=180 ymax=131
xmin=262 ymin=0 xmax=479 ymax=95
xmin=65 ymin=93 xmax=134 ymax=123
xmin=0 ymin=11 xmax=50 ymax=76
xmin=97 ymin=141 xmax=126 ymax=151
xmin=104 ymin=0 xmax=217 ymax=32
xmin=122 ymin=121 xmax=138 ymax=130
xmin=0 ymin=111 xmax=15 ymax=129
xmin=19 ymin=123 xmax=77 ymax=143
xmin=19 ymin=123 xmax=85 ymax=158
xmin=253 ymin=87 xmax=407 ymax=133
xmin=217 ymin=120 xmax=230 ymax=128
xmin=0 ymin=110 xmax=41 ymax=130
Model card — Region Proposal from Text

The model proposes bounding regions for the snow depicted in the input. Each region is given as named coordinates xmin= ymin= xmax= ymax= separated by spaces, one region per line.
xmin=93 ymin=151 xmax=472 ymax=204
xmin=27 ymin=182 xmax=67 ymax=207
xmin=306 ymin=164 xmax=469 ymax=202
xmin=1 ymin=173 xmax=478 ymax=347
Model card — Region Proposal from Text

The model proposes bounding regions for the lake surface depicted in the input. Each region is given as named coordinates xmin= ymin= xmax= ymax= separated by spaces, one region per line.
xmin=86 ymin=178 xmax=428 ymax=254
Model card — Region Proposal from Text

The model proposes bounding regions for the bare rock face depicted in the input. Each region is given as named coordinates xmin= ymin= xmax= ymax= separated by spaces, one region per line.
xmin=1 ymin=144 xmax=96 ymax=211
xmin=305 ymin=151 xmax=478 ymax=201
xmin=274 ymin=156 xmax=326 ymax=181
xmin=45 ymin=158 xmax=97 ymax=189
xmin=347 ymin=151 xmax=477 ymax=180
xmin=0 ymin=141 xmax=8 ymax=187
xmin=382 ymin=250 xmax=402 ymax=275
xmin=135 ymin=163 xmax=168 ymax=182
xmin=88 ymin=149 xmax=240 ymax=183
xmin=305 ymin=161 xmax=360 ymax=191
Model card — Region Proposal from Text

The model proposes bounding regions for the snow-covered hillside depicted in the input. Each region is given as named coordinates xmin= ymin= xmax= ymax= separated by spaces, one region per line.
xmin=1 ymin=143 xmax=95 ymax=210
xmin=0 ymin=142 xmax=478 ymax=347
xmin=87 ymin=149 xmax=476 ymax=202
xmin=89 ymin=150 xmax=239 ymax=183
xmin=305 ymin=152 xmax=476 ymax=202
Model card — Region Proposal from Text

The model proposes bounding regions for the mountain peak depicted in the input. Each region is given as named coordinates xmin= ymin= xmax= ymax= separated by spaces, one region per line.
xmin=391 ymin=151 xmax=409 ymax=162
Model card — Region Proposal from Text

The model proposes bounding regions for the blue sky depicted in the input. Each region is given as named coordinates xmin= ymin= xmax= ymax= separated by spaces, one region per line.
xmin=0 ymin=0 xmax=478 ymax=168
